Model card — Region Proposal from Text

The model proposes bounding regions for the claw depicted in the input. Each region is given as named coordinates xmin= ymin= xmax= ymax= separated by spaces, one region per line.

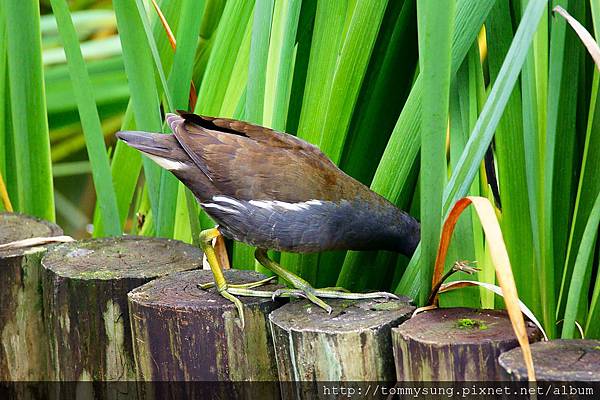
xmin=271 ymin=288 xmax=306 ymax=301
xmin=220 ymin=289 xmax=246 ymax=329
xmin=370 ymin=291 xmax=400 ymax=300
xmin=198 ymin=282 xmax=215 ymax=290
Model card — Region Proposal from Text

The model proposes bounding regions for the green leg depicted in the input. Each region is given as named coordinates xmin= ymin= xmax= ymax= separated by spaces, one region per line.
xmin=199 ymin=275 xmax=277 ymax=290
xmin=198 ymin=228 xmax=247 ymax=328
xmin=254 ymin=248 xmax=399 ymax=314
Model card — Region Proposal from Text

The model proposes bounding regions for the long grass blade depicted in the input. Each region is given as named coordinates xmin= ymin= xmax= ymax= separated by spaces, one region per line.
xmin=113 ymin=0 xmax=163 ymax=230
xmin=5 ymin=0 xmax=54 ymax=220
xmin=486 ymin=0 xmax=540 ymax=318
xmin=194 ymin=0 xmax=255 ymax=116
xmin=0 ymin=6 xmax=7 ymax=188
xmin=132 ymin=0 xmax=182 ymax=238
xmin=167 ymin=0 xmax=205 ymax=244
xmin=264 ymin=0 xmax=302 ymax=131
xmin=418 ymin=0 xmax=455 ymax=305
xmin=396 ymin=0 xmax=547 ymax=301
xmin=561 ymin=191 xmax=600 ymax=338
xmin=246 ymin=0 xmax=273 ymax=124
xmin=431 ymin=196 xmax=536 ymax=380
xmin=50 ymin=0 xmax=121 ymax=236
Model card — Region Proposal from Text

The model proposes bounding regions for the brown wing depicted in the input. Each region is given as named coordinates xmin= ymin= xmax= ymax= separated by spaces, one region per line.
xmin=169 ymin=112 xmax=357 ymax=203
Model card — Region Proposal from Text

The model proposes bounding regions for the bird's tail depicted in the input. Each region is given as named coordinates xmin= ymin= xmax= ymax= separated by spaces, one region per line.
xmin=116 ymin=130 xmax=190 ymax=171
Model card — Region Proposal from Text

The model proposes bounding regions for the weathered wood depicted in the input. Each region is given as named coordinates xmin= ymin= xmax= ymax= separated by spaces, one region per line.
xmin=128 ymin=269 xmax=283 ymax=399
xmin=392 ymin=307 xmax=542 ymax=381
xmin=499 ymin=339 xmax=600 ymax=381
xmin=40 ymin=236 xmax=201 ymax=387
xmin=0 ymin=212 xmax=63 ymax=381
xmin=269 ymin=296 xmax=414 ymax=397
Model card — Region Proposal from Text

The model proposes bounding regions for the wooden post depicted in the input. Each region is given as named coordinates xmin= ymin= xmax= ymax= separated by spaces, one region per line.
xmin=40 ymin=236 xmax=202 ymax=388
xmin=269 ymin=297 xmax=414 ymax=397
xmin=128 ymin=269 xmax=283 ymax=399
xmin=392 ymin=307 xmax=542 ymax=381
xmin=0 ymin=212 xmax=63 ymax=381
xmin=499 ymin=339 xmax=600 ymax=381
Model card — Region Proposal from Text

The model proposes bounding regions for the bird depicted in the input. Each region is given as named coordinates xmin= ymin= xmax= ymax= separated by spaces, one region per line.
xmin=117 ymin=111 xmax=420 ymax=326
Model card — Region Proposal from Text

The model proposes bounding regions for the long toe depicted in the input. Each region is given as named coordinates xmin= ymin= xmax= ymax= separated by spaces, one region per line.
xmin=198 ymin=282 xmax=216 ymax=290
xmin=228 ymin=276 xmax=277 ymax=289
xmin=271 ymin=288 xmax=332 ymax=313
xmin=313 ymin=288 xmax=400 ymax=301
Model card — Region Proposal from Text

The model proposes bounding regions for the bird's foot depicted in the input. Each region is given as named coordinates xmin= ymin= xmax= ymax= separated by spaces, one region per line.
xmin=205 ymin=282 xmax=399 ymax=316
xmin=197 ymin=276 xmax=278 ymax=329
xmin=198 ymin=275 xmax=277 ymax=290
xmin=268 ymin=285 xmax=399 ymax=314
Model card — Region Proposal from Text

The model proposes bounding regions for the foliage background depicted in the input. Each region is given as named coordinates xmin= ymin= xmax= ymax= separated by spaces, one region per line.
xmin=1 ymin=0 xmax=599 ymax=340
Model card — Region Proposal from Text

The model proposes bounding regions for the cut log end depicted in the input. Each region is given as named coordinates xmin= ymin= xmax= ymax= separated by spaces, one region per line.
xmin=0 ymin=213 xmax=63 ymax=381
xmin=0 ymin=212 xmax=63 ymax=258
xmin=42 ymin=235 xmax=202 ymax=280
xmin=269 ymin=297 xmax=415 ymax=386
xmin=499 ymin=339 xmax=600 ymax=381
xmin=392 ymin=308 xmax=542 ymax=381
xmin=270 ymin=296 xmax=414 ymax=333
xmin=128 ymin=269 xmax=284 ymax=388
xmin=41 ymin=236 xmax=202 ymax=385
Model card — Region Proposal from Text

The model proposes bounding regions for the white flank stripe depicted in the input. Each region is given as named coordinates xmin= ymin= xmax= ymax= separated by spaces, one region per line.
xmin=213 ymin=196 xmax=247 ymax=208
xmin=248 ymin=199 xmax=323 ymax=211
xmin=249 ymin=200 xmax=273 ymax=210
xmin=275 ymin=201 xmax=305 ymax=211
xmin=146 ymin=154 xmax=186 ymax=171
xmin=202 ymin=203 xmax=241 ymax=215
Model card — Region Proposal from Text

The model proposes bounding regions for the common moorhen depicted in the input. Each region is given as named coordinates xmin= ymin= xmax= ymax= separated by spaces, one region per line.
xmin=117 ymin=112 xmax=420 ymax=326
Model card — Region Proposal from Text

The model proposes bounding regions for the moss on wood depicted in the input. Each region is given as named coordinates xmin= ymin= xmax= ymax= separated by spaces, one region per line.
xmin=392 ymin=308 xmax=542 ymax=381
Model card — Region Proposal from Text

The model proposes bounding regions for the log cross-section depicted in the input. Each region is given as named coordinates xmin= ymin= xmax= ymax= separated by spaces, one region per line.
xmin=269 ymin=297 xmax=414 ymax=398
xmin=128 ymin=269 xmax=284 ymax=400
xmin=40 ymin=236 xmax=202 ymax=390
xmin=392 ymin=307 xmax=542 ymax=381
xmin=499 ymin=339 xmax=600 ymax=381
xmin=0 ymin=212 xmax=63 ymax=381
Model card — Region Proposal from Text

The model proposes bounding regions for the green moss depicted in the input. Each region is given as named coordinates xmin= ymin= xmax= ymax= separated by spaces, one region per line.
xmin=593 ymin=346 xmax=600 ymax=351
xmin=370 ymin=301 xmax=404 ymax=311
xmin=73 ymin=270 xmax=120 ymax=280
xmin=456 ymin=318 xmax=488 ymax=330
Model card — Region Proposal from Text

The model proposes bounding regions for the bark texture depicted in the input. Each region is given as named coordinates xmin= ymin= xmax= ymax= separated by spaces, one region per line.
xmin=269 ymin=297 xmax=414 ymax=399
xmin=392 ymin=307 xmax=542 ymax=381
xmin=499 ymin=339 xmax=600 ymax=381
xmin=40 ymin=236 xmax=201 ymax=396
xmin=0 ymin=212 xmax=63 ymax=381
xmin=129 ymin=269 xmax=284 ymax=400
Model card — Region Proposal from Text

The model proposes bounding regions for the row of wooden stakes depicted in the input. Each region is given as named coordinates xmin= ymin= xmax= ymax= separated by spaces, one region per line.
xmin=1 ymin=212 xmax=599 ymax=399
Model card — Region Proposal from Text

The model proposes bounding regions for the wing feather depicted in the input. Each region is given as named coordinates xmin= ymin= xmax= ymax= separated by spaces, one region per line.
xmin=167 ymin=112 xmax=359 ymax=203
